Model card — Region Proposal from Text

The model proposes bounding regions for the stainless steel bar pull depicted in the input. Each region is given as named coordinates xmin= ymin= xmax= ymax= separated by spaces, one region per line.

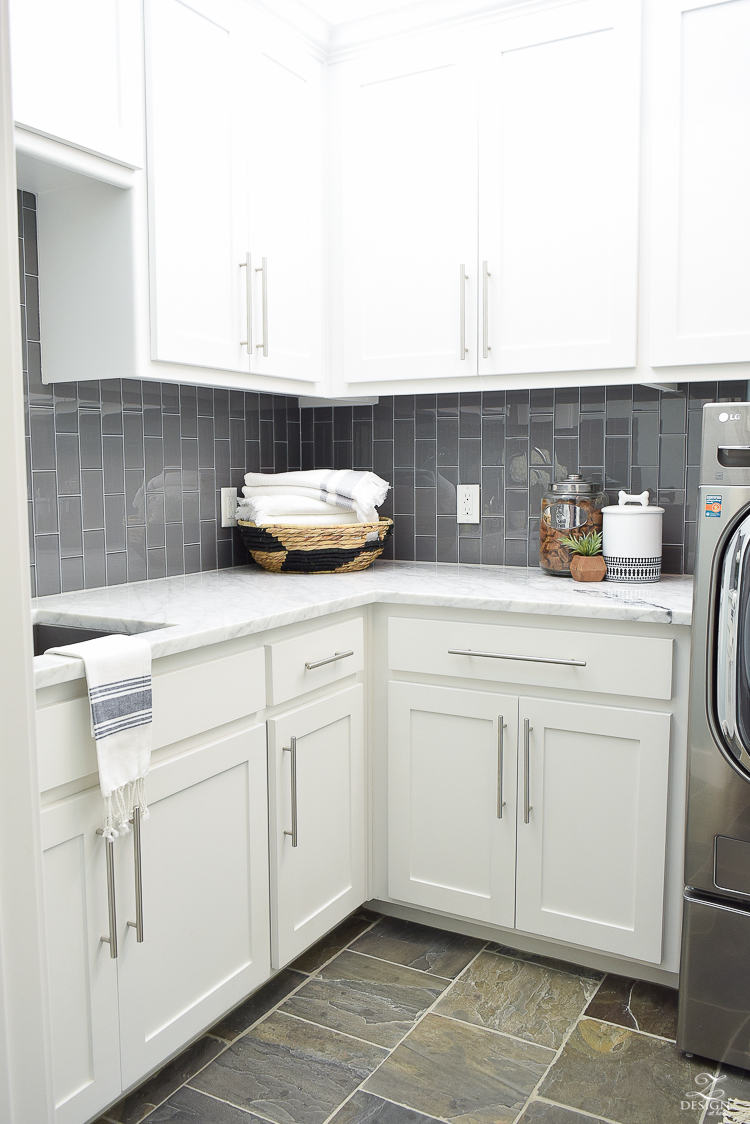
xmin=127 ymin=806 xmax=144 ymax=942
xmin=239 ymin=252 xmax=252 ymax=351
xmin=283 ymin=736 xmax=298 ymax=847
xmin=482 ymin=261 xmax=491 ymax=359
xmin=448 ymin=648 xmax=586 ymax=667
xmin=459 ymin=264 xmax=468 ymax=359
xmin=305 ymin=650 xmax=354 ymax=671
xmin=497 ymin=717 xmax=507 ymax=819
xmin=96 ymin=829 xmax=118 ymax=959
xmin=523 ymin=718 xmax=532 ymax=824
xmin=255 ymin=258 xmax=268 ymax=357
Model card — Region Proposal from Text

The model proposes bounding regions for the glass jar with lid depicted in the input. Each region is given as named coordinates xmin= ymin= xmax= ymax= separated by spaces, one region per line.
xmin=540 ymin=474 xmax=608 ymax=576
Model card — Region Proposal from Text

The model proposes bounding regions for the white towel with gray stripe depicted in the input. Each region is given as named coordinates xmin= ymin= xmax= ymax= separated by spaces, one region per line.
xmin=243 ymin=469 xmax=389 ymax=523
xmin=48 ymin=634 xmax=152 ymax=839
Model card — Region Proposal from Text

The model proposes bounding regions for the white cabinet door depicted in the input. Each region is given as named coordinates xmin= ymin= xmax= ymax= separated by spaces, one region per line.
xmin=145 ymin=0 xmax=249 ymax=372
xmin=331 ymin=29 xmax=478 ymax=384
xmin=388 ymin=682 xmax=518 ymax=928
xmin=516 ymin=697 xmax=671 ymax=964
xmin=246 ymin=26 xmax=325 ymax=383
xmin=117 ymin=725 xmax=270 ymax=1088
xmin=41 ymin=789 xmax=121 ymax=1124
xmin=649 ymin=0 xmax=750 ymax=366
xmin=267 ymin=685 xmax=366 ymax=968
xmin=478 ymin=0 xmax=641 ymax=375
xmin=10 ymin=0 xmax=143 ymax=166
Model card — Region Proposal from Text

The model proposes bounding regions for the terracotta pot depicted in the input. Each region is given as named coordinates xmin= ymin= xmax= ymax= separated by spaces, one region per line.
xmin=570 ymin=554 xmax=607 ymax=582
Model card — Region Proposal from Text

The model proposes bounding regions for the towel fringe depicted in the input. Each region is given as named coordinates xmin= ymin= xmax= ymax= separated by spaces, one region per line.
xmin=102 ymin=776 xmax=149 ymax=840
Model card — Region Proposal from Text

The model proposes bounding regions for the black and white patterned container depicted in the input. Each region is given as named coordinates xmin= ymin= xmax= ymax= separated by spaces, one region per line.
xmin=602 ymin=490 xmax=664 ymax=583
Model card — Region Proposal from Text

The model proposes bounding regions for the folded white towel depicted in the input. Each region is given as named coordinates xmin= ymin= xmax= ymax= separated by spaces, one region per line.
xmin=48 ymin=634 xmax=152 ymax=839
xmin=243 ymin=470 xmax=389 ymax=523
xmin=239 ymin=492 xmax=352 ymax=518
xmin=237 ymin=498 xmax=357 ymax=526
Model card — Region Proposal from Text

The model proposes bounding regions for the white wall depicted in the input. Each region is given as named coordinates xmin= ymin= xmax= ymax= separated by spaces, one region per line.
xmin=0 ymin=0 xmax=54 ymax=1118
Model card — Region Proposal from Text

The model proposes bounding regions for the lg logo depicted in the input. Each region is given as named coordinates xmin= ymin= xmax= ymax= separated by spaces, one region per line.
xmin=718 ymin=412 xmax=742 ymax=422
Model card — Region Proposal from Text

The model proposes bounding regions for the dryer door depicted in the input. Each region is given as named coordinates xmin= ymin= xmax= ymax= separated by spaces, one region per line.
xmin=715 ymin=511 xmax=750 ymax=779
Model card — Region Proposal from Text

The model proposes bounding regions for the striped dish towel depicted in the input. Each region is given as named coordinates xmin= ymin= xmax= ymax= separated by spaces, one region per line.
xmin=48 ymin=634 xmax=152 ymax=839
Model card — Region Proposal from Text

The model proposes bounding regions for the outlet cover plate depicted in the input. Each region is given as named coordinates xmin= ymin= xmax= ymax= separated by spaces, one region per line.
xmin=457 ymin=484 xmax=480 ymax=524
xmin=221 ymin=487 xmax=238 ymax=527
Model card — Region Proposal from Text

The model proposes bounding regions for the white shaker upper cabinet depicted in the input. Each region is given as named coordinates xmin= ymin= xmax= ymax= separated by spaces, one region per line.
xmin=649 ymin=0 xmax=750 ymax=366
xmin=246 ymin=30 xmax=325 ymax=384
xmin=478 ymin=0 xmax=641 ymax=375
xmin=145 ymin=0 xmax=249 ymax=373
xmin=331 ymin=30 xmax=478 ymax=383
xmin=9 ymin=0 xmax=143 ymax=166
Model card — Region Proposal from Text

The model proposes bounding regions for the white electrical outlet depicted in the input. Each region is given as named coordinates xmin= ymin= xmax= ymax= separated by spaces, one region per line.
xmin=457 ymin=484 xmax=480 ymax=524
xmin=221 ymin=487 xmax=238 ymax=527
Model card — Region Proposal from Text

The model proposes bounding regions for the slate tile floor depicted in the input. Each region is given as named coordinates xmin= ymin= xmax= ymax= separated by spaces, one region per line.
xmin=97 ymin=910 xmax=729 ymax=1124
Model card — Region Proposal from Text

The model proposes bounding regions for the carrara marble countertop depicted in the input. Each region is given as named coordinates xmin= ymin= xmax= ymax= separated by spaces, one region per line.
xmin=31 ymin=560 xmax=694 ymax=690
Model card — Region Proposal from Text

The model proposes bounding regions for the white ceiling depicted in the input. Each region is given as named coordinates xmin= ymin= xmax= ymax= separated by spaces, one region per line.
xmin=298 ymin=0 xmax=427 ymax=25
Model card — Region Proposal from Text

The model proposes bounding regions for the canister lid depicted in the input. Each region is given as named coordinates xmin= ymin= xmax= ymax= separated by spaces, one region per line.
xmin=602 ymin=489 xmax=664 ymax=515
xmin=550 ymin=473 xmax=599 ymax=495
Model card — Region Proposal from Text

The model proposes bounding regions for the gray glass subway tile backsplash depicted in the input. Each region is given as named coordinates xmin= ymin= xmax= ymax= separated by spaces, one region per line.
xmin=19 ymin=191 xmax=746 ymax=595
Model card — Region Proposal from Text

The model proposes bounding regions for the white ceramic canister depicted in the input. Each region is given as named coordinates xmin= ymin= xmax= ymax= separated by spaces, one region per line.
xmin=601 ymin=490 xmax=664 ymax=583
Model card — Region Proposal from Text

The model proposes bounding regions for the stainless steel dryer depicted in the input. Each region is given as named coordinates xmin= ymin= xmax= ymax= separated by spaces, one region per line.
xmin=679 ymin=402 xmax=750 ymax=1068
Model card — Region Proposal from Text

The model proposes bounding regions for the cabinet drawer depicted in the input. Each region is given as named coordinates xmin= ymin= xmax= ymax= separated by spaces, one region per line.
xmin=36 ymin=645 xmax=266 ymax=792
xmin=266 ymin=618 xmax=364 ymax=706
xmin=388 ymin=618 xmax=673 ymax=701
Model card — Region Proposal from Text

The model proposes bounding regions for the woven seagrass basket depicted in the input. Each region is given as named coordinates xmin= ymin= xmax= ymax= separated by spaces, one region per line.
xmin=238 ymin=518 xmax=393 ymax=574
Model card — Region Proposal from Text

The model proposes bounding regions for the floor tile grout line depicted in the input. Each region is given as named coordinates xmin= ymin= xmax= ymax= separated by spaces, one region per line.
xmin=278 ymin=1008 xmax=392 ymax=1052
xmin=427 ymin=1009 xmax=556 ymax=1054
xmin=182 ymin=1083 xmax=274 ymax=1121
xmin=511 ymin=989 xmax=608 ymax=1124
xmin=342 ymin=945 xmax=453 ymax=981
xmin=317 ymin=941 xmax=492 ymax=1124
xmin=581 ymin=1011 xmax=678 ymax=1045
xmin=526 ymin=1094 xmax=626 ymax=1124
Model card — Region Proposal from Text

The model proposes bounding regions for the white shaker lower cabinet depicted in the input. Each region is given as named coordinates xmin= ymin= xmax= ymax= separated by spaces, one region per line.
xmin=117 ymin=725 xmax=271 ymax=1088
xmin=41 ymin=789 xmax=121 ymax=1124
xmin=41 ymin=724 xmax=270 ymax=1119
xmin=515 ymin=698 xmax=671 ymax=964
xmin=387 ymin=682 xmax=518 ymax=928
xmin=267 ymin=685 xmax=366 ymax=968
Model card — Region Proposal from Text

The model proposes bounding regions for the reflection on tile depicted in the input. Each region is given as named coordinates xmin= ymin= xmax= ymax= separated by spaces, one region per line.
xmin=364 ymin=1013 xmax=553 ymax=1124
xmin=350 ymin=917 xmax=482 ymax=979
xmin=292 ymin=913 xmax=381 ymax=976
xmin=147 ymin=1085 xmax=265 ymax=1123
xmin=61 ymin=555 xmax=85 ymax=592
xmin=435 ymin=950 xmax=598 ymax=1049
xmin=211 ymin=969 xmax=305 ymax=1042
xmin=538 ymin=1019 xmax=705 ymax=1124
xmin=584 ymin=975 xmax=678 ymax=1040
xmin=484 ymin=945 xmax=602 ymax=983
xmin=191 ymin=1011 xmax=387 ymax=1124
xmin=329 ymin=1090 xmax=445 ymax=1124
xmin=283 ymin=950 xmax=447 ymax=1047
xmin=107 ymin=1036 xmax=224 ymax=1124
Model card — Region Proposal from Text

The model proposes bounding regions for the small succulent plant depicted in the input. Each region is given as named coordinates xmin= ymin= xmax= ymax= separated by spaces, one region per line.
xmin=559 ymin=530 xmax=603 ymax=556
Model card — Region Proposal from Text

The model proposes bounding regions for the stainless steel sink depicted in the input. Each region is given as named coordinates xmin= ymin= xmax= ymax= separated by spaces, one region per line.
xmin=33 ymin=623 xmax=143 ymax=657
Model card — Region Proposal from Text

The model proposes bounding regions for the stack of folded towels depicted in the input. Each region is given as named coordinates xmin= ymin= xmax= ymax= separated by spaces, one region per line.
xmin=237 ymin=469 xmax=390 ymax=526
